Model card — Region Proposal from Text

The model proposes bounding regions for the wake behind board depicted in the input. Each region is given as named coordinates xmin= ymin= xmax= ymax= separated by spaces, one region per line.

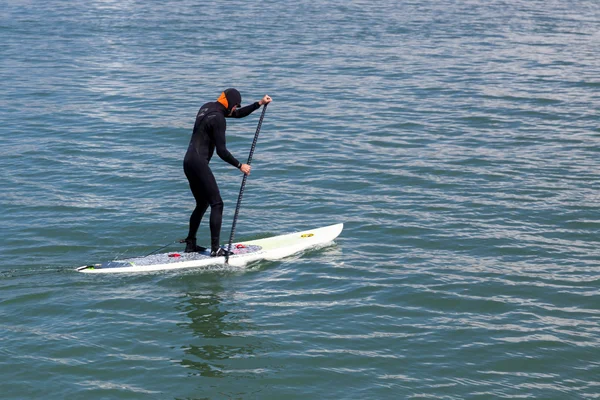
xmin=77 ymin=223 xmax=343 ymax=274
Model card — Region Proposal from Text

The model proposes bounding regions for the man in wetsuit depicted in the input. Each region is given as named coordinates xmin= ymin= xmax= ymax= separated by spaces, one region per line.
xmin=183 ymin=88 xmax=272 ymax=256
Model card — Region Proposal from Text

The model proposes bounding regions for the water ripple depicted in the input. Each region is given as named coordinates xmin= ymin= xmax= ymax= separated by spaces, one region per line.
xmin=2 ymin=0 xmax=600 ymax=398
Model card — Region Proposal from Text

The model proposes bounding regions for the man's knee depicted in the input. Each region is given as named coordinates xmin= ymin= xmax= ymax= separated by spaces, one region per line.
xmin=210 ymin=199 xmax=223 ymax=213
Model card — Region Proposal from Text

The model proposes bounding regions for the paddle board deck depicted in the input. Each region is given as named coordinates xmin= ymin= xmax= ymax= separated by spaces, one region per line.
xmin=77 ymin=223 xmax=343 ymax=274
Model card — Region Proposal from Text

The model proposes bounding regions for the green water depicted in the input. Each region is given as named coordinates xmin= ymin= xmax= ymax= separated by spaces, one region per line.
xmin=1 ymin=1 xmax=599 ymax=398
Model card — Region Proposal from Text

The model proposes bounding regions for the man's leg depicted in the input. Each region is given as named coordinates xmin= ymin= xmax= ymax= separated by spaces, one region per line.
xmin=184 ymin=161 xmax=210 ymax=252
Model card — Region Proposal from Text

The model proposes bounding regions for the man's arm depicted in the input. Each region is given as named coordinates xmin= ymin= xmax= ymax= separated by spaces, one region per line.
xmin=229 ymin=95 xmax=272 ymax=118
xmin=212 ymin=116 xmax=242 ymax=168
xmin=229 ymin=102 xmax=260 ymax=119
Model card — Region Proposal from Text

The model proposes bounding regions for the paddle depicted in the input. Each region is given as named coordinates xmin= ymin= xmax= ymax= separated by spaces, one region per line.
xmin=225 ymin=103 xmax=268 ymax=264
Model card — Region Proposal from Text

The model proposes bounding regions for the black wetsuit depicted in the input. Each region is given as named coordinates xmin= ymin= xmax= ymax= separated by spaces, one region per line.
xmin=184 ymin=99 xmax=260 ymax=252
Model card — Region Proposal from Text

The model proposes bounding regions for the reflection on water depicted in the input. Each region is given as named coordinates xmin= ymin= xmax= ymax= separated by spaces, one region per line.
xmin=174 ymin=279 xmax=265 ymax=380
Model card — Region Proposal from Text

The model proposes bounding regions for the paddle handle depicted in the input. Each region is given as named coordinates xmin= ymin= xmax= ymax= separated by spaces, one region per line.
xmin=226 ymin=103 xmax=268 ymax=263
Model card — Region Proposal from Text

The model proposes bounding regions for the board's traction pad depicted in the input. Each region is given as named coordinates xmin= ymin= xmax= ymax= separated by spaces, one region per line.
xmin=96 ymin=245 xmax=262 ymax=269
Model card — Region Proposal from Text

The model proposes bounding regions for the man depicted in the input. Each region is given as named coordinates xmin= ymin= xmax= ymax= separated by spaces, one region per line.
xmin=183 ymin=88 xmax=272 ymax=256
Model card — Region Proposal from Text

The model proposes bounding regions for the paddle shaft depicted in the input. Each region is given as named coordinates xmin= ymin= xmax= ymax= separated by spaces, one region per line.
xmin=226 ymin=103 xmax=268 ymax=263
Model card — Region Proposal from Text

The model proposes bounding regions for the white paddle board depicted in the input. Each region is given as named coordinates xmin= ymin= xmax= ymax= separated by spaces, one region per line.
xmin=76 ymin=223 xmax=343 ymax=273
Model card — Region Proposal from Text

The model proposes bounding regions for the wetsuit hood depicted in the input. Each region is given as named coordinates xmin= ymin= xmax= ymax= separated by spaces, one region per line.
xmin=217 ymin=88 xmax=242 ymax=114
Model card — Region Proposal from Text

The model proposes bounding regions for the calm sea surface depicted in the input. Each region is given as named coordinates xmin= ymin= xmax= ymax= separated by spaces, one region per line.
xmin=1 ymin=1 xmax=599 ymax=399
